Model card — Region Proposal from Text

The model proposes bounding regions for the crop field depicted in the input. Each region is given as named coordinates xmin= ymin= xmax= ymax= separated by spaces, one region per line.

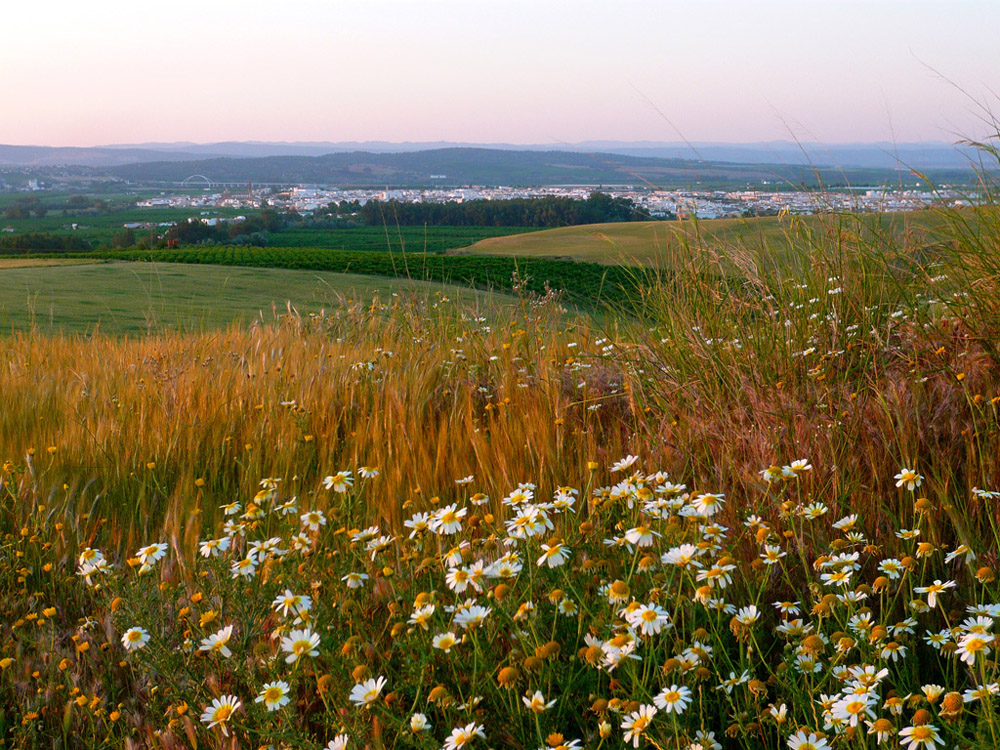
xmin=0 ymin=190 xmax=212 ymax=210
xmin=3 ymin=198 xmax=1000 ymax=750
xmin=460 ymin=211 xmax=955 ymax=269
xmin=0 ymin=261 xmax=505 ymax=335
xmin=273 ymin=227 xmax=536 ymax=252
xmin=63 ymin=246 xmax=645 ymax=305
xmin=0 ymin=202 xmax=532 ymax=251
xmin=0 ymin=207 xmax=247 ymax=246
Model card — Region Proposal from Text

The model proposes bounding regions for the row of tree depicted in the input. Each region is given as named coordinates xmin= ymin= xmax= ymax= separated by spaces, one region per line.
xmin=0 ymin=194 xmax=660 ymax=252
xmin=4 ymin=195 xmax=112 ymax=220
xmin=0 ymin=233 xmax=93 ymax=252
xmin=157 ymin=208 xmax=284 ymax=246
xmin=355 ymin=192 xmax=659 ymax=227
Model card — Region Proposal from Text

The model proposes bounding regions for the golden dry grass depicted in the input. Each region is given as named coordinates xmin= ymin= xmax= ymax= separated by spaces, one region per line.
xmin=3 ymin=279 xmax=998 ymax=560
xmin=458 ymin=211 xmax=951 ymax=268
xmin=0 ymin=257 xmax=98 ymax=269
xmin=0 ymin=297 xmax=635 ymax=553
xmin=4 ymin=205 xmax=1000 ymax=748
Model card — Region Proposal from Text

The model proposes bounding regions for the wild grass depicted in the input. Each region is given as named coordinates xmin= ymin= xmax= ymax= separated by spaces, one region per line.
xmin=2 ymin=165 xmax=1000 ymax=749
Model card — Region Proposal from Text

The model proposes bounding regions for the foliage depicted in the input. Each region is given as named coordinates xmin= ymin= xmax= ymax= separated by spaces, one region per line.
xmin=48 ymin=246 xmax=647 ymax=304
xmin=259 ymin=226 xmax=535 ymax=252
xmin=0 ymin=233 xmax=93 ymax=252
xmin=358 ymin=193 xmax=656 ymax=228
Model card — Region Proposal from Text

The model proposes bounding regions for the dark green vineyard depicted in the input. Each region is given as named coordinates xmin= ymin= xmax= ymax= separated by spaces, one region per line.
xmin=55 ymin=246 xmax=649 ymax=303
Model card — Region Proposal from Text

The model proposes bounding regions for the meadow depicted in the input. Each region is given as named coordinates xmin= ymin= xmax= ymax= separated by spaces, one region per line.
xmin=67 ymin=246 xmax=642 ymax=306
xmin=0 ymin=261 xmax=508 ymax=335
xmin=0 ymin=207 xmax=246 ymax=247
xmin=2 ymin=181 xmax=1000 ymax=750
xmin=459 ymin=211 xmax=955 ymax=269
xmin=0 ymin=198 xmax=532 ymax=251
xmin=272 ymin=227 xmax=535 ymax=252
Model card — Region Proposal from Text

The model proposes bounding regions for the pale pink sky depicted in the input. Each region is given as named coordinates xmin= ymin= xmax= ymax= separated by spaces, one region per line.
xmin=3 ymin=0 xmax=998 ymax=146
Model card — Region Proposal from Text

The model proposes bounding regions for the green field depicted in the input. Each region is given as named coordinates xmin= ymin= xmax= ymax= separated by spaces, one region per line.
xmin=39 ymin=246 xmax=642 ymax=307
xmin=459 ymin=211 xmax=951 ymax=266
xmin=260 ymin=225 xmax=535 ymax=251
xmin=0 ymin=207 xmax=534 ymax=250
xmin=0 ymin=261 xmax=504 ymax=334
xmin=0 ymin=189 xmax=214 ymax=209
xmin=5 ymin=211 xmax=974 ymax=324
xmin=0 ymin=206 xmax=247 ymax=246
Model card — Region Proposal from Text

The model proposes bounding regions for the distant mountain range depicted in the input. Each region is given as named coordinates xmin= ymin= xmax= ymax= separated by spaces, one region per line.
xmin=0 ymin=139 xmax=985 ymax=171
xmin=108 ymin=148 xmax=803 ymax=188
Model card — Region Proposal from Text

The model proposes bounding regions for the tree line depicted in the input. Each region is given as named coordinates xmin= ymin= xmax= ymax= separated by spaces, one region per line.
xmin=356 ymin=192 xmax=662 ymax=227
xmin=0 ymin=233 xmax=93 ymax=252
xmin=3 ymin=195 xmax=111 ymax=220
xmin=0 ymin=194 xmax=665 ymax=253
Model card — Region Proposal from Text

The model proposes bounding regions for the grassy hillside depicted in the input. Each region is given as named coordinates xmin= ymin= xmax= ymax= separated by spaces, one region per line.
xmin=4 ymin=194 xmax=1000 ymax=748
xmin=67 ymin=246 xmax=642 ymax=305
xmin=0 ymin=261 xmax=504 ymax=334
xmin=460 ymin=211 xmax=952 ymax=267
xmin=258 ymin=225 xmax=533 ymax=251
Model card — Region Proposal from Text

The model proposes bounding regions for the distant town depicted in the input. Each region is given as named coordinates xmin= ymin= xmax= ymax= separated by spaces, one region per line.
xmin=133 ymin=183 xmax=977 ymax=222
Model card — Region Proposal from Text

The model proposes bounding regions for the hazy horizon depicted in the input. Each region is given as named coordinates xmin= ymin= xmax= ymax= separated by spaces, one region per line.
xmin=0 ymin=138 xmax=980 ymax=149
xmin=3 ymin=0 xmax=999 ymax=148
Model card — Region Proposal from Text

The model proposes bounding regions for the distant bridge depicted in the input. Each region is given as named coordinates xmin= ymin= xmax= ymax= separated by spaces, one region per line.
xmin=126 ymin=177 xmax=324 ymax=189
xmin=181 ymin=174 xmax=213 ymax=188
xmin=169 ymin=176 xmax=302 ymax=189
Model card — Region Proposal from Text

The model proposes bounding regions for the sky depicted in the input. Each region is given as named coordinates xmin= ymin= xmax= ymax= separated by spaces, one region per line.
xmin=2 ymin=0 xmax=999 ymax=147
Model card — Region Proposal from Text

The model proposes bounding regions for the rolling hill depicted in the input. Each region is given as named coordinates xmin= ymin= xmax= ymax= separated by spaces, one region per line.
xmin=456 ymin=211 xmax=952 ymax=267
xmin=0 ymin=261 xmax=505 ymax=334
xmin=1 ymin=139 xmax=983 ymax=169
xmin=103 ymin=148 xmax=968 ymax=188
